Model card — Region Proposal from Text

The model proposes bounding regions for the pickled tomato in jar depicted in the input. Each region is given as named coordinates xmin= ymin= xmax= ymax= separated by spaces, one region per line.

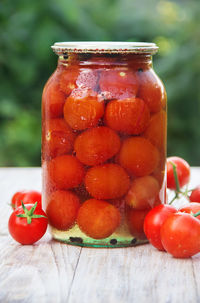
xmin=42 ymin=42 xmax=167 ymax=247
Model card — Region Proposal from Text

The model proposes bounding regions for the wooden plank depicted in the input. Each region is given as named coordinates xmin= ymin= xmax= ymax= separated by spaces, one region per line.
xmin=0 ymin=168 xmax=200 ymax=303
xmin=67 ymin=245 xmax=200 ymax=303
xmin=0 ymin=168 xmax=82 ymax=303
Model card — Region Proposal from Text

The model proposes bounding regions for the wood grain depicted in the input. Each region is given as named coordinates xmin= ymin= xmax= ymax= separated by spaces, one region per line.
xmin=0 ymin=168 xmax=200 ymax=303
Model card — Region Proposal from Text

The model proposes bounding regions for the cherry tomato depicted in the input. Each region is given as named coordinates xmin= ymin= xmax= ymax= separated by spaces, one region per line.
xmin=125 ymin=176 xmax=160 ymax=210
xmin=77 ymin=199 xmax=121 ymax=239
xmin=74 ymin=126 xmax=120 ymax=166
xmin=63 ymin=89 xmax=104 ymax=130
xmin=105 ymin=98 xmax=150 ymax=135
xmin=8 ymin=203 xmax=48 ymax=245
xmin=48 ymin=155 xmax=85 ymax=190
xmin=143 ymin=204 xmax=177 ymax=251
xmin=160 ymin=212 xmax=200 ymax=258
xmin=42 ymin=69 xmax=66 ymax=119
xmin=11 ymin=190 xmax=42 ymax=209
xmin=119 ymin=137 xmax=160 ymax=177
xmin=189 ymin=186 xmax=200 ymax=203
xmin=167 ymin=156 xmax=190 ymax=190
xmin=85 ymin=163 xmax=130 ymax=200
xmin=47 ymin=190 xmax=80 ymax=230
xmin=179 ymin=203 xmax=200 ymax=220
xmin=59 ymin=66 xmax=78 ymax=95
xmin=126 ymin=208 xmax=149 ymax=240
xmin=137 ymin=69 xmax=165 ymax=113
xmin=144 ymin=110 xmax=167 ymax=151
xmin=44 ymin=118 xmax=75 ymax=159
xmin=99 ymin=69 xmax=138 ymax=100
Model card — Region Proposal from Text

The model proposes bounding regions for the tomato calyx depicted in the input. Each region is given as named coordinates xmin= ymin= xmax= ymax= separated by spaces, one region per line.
xmin=16 ymin=202 xmax=47 ymax=224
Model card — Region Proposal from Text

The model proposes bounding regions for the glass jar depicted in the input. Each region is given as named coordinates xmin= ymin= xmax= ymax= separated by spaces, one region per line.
xmin=42 ymin=42 xmax=167 ymax=247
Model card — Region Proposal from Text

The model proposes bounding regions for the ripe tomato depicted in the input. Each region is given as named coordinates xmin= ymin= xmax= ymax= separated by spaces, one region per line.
xmin=85 ymin=163 xmax=130 ymax=200
xmin=63 ymin=89 xmax=104 ymax=130
xmin=137 ymin=69 xmax=165 ymax=113
xmin=167 ymin=156 xmax=190 ymax=190
xmin=74 ymin=126 xmax=120 ymax=166
xmin=104 ymin=98 xmax=150 ymax=135
xmin=48 ymin=155 xmax=85 ymax=190
xmin=160 ymin=212 xmax=200 ymax=258
xmin=99 ymin=69 xmax=138 ymax=100
xmin=8 ymin=203 xmax=48 ymax=245
xmin=179 ymin=203 xmax=200 ymax=220
xmin=11 ymin=190 xmax=42 ymax=209
xmin=125 ymin=176 xmax=160 ymax=210
xmin=189 ymin=186 xmax=200 ymax=203
xmin=143 ymin=204 xmax=177 ymax=251
xmin=47 ymin=190 xmax=80 ymax=230
xmin=59 ymin=66 xmax=78 ymax=95
xmin=44 ymin=118 xmax=75 ymax=159
xmin=119 ymin=137 xmax=160 ymax=177
xmin=42 ymin=69 xmax=66 ymax=119
xmin=144 ymin=110 xmax=167 ymax=151
xmin=126 ymin=208 xmax=149 ymax=240
xmin=77 ymin=199 xmax=121 ymax=239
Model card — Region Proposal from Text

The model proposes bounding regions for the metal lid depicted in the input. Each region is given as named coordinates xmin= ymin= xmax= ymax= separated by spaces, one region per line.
xmin=51 ymin=41 xmax=158 ymax=55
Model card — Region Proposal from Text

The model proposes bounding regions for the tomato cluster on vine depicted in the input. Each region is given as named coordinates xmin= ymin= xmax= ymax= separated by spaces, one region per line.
xmin=144 ymin=156 xmax=200 ymax=258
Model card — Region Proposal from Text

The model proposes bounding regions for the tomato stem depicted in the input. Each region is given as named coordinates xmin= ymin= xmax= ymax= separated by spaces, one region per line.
xmin=170 ymin=161 xmax=180 ymax=193
xmin=193 ymin=211 xmax=200 ymax=218
xmin=168 ymin=194 xmax=177 ymax=205
xmin=16 ymin=202 xmax=47 ymax=224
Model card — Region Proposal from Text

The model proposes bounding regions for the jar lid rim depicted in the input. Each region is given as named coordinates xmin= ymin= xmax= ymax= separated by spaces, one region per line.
xmin=51 ymin=41 xmax=158 ymax=54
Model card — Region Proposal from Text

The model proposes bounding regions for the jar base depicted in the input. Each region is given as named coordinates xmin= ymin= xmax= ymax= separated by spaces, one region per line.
xmin=50 ymin=225 xmax=148 ymax=248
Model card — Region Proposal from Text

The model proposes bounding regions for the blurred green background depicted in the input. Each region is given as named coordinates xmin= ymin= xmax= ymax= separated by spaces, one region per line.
xmin=0 ymin=0 xmax=200 ymax=166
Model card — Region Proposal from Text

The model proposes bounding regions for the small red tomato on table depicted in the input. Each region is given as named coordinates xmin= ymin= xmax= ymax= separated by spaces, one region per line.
xmin=189 ymin=186 xmax=200 ymax=203
xmin=179 ymin=202 xmax=200 ymax=220
xmin=8 ymin=202 xmax=48 ymax=245
xmin=11 ymin=190 xmax=42 ymax=209
xmin=160 ymin=212 xmax=200 ymax=258
xmin=143 ymin=204 xmax=177 ymax=251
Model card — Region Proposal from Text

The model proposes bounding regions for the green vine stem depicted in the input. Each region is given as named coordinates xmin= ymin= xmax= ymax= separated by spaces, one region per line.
xmin=193 ymin=211 xmax=200 ymax=218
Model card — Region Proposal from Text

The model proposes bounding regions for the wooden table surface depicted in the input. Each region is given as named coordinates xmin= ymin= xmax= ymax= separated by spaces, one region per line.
xmin=0 ymin=167 xmax=200 ymax=303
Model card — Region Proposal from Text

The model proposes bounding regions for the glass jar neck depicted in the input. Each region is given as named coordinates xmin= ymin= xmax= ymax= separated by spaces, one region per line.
xmin=57 ymin=53 xmax=153 ymax=70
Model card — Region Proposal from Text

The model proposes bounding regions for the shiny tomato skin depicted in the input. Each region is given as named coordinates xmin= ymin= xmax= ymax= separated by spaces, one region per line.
xmin=160 ymin=212 xmax=200 ymax=258
xmin=8 ymin=204 xmax=48 ymax=245
xmin=46 ymin=190 xmax=80 ymax=230
xmin=189 ymin=186 xmax=200 ymax=203
xmin=167 ymin=156 xmax=190 ymax=190
xmin=126 ymin=208 xmax=149 ymax=240
xmin=11 ymin=191 xmax=42 ymax=209
xmin=143 ymin=204 xmax=177 ymax=251
xmin=179 ymin=203 xmax=200 ymax=220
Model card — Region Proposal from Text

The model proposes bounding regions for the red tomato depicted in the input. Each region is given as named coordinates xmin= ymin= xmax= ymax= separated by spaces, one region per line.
xmin=179 ymin=203 xmax=200 ymax=220
xmin=104 ymin=98 xmax=150 ymax=135
xmin=126 ymin=208 xmax=149 ymax=240
xmin=74 ymin=126 xmax=120 ymax=166
xmin=189 ymin=186 xmax=200 ymax=203
xmin=77 ymin=199 xmax=121 ymax=239
xmin=125 ymin=176 xmax=160 ymax=210
xmin=143 ymin=204 xmax=177 ymax=251
xmin=44 ymin=118 xmax=75 ymax=159
xmin=99 ymin=69 xmax=138 ymax=100
xmin=167 ymin=156 xmax=190 ymax=190
xmin=160 ymin=212 xmax=200 ymax=258
xmin=8 ymin=203 xmax=48 ymax=245
xmin=46 ymin=190 xmax=80 ymax=230
xmin=137 ymin=69 xmax=165 ymax=113
xmin=11 ymin=190 xmax=42 ymax=209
